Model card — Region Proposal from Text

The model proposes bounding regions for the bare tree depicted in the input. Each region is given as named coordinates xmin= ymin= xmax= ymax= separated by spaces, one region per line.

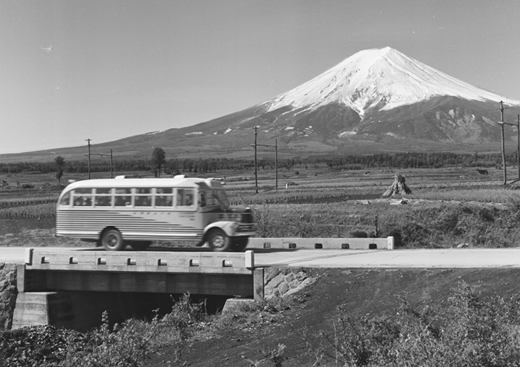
xmin=151 ymin=147 xmax=166 ymax=177
xmin=54 ymin=156 xmax=65 ymax=186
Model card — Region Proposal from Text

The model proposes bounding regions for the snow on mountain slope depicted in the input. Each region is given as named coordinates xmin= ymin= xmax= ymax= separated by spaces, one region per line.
xmin=266 ymin=47 xmax=520 ymax=118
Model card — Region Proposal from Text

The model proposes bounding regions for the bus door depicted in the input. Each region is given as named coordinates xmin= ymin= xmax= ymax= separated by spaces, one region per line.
xmin=173 ymin=187 xmax=199 ymax=233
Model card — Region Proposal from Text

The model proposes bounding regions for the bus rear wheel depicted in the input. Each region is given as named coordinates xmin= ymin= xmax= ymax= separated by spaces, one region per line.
xmin=207 ymin=229 xmax=232 ymax=252
xmin=128 ymin=241 xmax=152 ymax=251
xmin=101 ymin=229 xmax=126 ymax=251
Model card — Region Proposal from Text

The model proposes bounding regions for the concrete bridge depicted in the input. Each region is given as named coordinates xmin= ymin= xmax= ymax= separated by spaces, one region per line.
xmin=14 ymin=249 xmax=262 ymax=331
xmin=9 ymin=237 xmax=394 ymax=331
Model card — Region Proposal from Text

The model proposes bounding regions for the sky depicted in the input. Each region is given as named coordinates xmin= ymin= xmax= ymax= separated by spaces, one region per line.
xmin=1 ymin=0 xmax=520 ymax=154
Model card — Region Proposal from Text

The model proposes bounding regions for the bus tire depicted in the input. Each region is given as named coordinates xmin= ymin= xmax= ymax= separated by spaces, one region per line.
xmin=129 ymin=241 xmax=152 ymax=251
xmin=101 ymin=229 xmax=126 ymax=251
xmin=232 ymin=237 xmax=248 ymax=251
xmin=207 ymin=229 xmax=232 ymax=252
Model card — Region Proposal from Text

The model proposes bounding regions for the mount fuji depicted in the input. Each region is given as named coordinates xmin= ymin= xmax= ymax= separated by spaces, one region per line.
xmin=267 ymin=47 xmax=520 ymax=116
xmin=162 ymin=46 xmax=520 ymax=157
xmin=5 ymin=47 xmax=520 ymax=161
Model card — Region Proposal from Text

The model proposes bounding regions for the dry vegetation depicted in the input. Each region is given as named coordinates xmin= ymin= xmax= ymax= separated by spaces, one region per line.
xmin=3 ymin=166 xmax=520 ymax=366
xmin=2 ymin=166 xmax=520 ymax=249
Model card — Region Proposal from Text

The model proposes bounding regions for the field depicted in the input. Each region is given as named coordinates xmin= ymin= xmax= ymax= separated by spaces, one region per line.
xmin=4 ymin=166 xmax=520 ymax=366
xmin=2 ymin=164 xmax=520 ymax=248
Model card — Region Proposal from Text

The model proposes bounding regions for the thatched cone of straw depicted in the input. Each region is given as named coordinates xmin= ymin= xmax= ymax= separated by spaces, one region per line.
xmin=382 ymin=174 xmax=412 ymax=197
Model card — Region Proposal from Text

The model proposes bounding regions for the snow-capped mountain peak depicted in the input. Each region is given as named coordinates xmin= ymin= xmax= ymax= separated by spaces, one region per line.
xmin=267 ymin=47 xmax=520 ymax=117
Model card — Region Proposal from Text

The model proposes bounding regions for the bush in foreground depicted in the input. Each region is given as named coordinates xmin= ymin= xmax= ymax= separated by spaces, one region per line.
xmin=0 ymin=294 xmax=205 ymax=367
xmin=3 ymin=283 xmax=520 ymax=366
xmin=305 ymin=281 xmax=520 ymax=366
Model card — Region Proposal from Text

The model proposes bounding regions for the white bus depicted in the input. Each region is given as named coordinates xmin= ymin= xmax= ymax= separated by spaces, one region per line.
xmin=56 ymin=175 xmax=257 ymax=251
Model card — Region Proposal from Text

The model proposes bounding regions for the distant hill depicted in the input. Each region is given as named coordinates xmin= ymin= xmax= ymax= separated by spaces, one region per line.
xmin=2 ymin=47 xmax=520 ymax=164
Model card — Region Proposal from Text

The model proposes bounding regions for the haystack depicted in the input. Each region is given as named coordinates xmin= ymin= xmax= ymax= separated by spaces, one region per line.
xmin=382 ymin=174 xmax=412 ymax=197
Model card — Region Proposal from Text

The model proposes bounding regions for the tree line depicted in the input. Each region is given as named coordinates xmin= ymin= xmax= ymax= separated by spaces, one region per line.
xmin=0 ymin=151 xmax=514 ymax=176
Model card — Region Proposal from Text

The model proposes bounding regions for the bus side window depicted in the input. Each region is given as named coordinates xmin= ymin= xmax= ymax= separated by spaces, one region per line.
xmin=199 ymin=191 xmax=206 ymax=207
xmin=115 ymin=196 xmax=132 ymax=206
xmin=155 ymin=195 xmax=173 ymax=207
xmin=59 ymin=192 xmax=70 ymax=206
xmin=73 ymin=188 xmax=93 ymax=207
xmin=155 ymin=187 xmax=173 ymax=207
xmin=176 ymin=188 xmax=194 ymax=207
xmin=74 ymin=196 xmax=92 ymax=207
xmin=114 ymin=188 xmax=132 ymax=207
xmin=95 ymin=196 xmax=112 ymax=207
xmin=186 ymin=193 xmax=193 ymax=206
xmin=94 ymin=188 xmax=112 ymax=207
xmin=135 ymin=188 xmax=152 ymax=207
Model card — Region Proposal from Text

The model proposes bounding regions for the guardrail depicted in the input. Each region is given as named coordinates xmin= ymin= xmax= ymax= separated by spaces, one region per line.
xmin=24 ymin=248 xmax=255 ymax=274
xmin=247 ymin=236 xmax=394 ymax=250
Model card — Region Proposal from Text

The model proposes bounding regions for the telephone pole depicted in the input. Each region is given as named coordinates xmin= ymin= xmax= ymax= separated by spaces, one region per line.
xmin=517 ymin=115 xmax=520 ymax=181
xmin=253 ymin=126 xmax=258 ymax=194
xmin=86 ymin=138 xmax=91 ymax=179
xmin=257 ymin=140 xmax=279 ymax=190
xmin=499 ymin=101 xmax=507 ymax=185
xmin=498 ymin=112 xmax=520 ymax=182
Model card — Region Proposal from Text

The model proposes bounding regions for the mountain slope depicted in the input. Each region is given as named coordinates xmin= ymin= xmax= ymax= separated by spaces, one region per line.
xmin=2 ymin=47 xmax=520 ymax=162
xmin=266 ymin=47 xmax=520 ymax=117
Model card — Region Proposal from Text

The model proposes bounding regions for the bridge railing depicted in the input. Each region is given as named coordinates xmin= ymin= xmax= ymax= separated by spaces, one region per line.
xmin=247 ymin=236 xmax=394 ymax=250
xmin=24 ymin=248 xmax=255 ymax=274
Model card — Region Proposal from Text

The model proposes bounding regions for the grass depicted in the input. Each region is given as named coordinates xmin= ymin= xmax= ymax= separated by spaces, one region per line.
xmin=410 ymin=187 xmax=520 ymax=203
xmin=1 ymin=167 xmax=520 ymax=248
xmin=2 ymin=167 xmax=520 ymax=366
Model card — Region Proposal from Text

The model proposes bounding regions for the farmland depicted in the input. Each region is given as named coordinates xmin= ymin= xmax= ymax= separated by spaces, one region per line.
xmin=1 ymin=163 xmax=520 ymax=248
xmin=3 ymin=164 xmax=520 ymax=367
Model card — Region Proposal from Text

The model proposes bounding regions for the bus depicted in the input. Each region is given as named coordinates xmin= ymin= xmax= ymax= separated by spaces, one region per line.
xmin=56 ymin=175 xmax=257 ymax=251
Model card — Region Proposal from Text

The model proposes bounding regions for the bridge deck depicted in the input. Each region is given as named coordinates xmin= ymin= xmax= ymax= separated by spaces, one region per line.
xmin=18 ymin=249 xmax=263 ymax=299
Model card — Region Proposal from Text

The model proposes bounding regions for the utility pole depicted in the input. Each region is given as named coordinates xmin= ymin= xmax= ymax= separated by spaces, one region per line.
xmin=110 ymin=149 xmax=114 ymax=178
xmin=499 ymin=101 xmax=507 ymax=185
xmin=251 ymin=128 xmax=278 ymax=191
xmin=275 ymin=139 xmax=278 ymax=190
xmin=498 ymin=112 xmax=520 ymax=182
xmin=254 ymin=126 xmax=258 ymax=194
xmin=86 ymin=138 xmax=91 ymax=179
xmin=90 ymin=150 xmax=114 ymax=178
xmin=517 ymin=115 xmax=520 ymax=181
xmin=257 ymin=140 xmax=279 ymax=190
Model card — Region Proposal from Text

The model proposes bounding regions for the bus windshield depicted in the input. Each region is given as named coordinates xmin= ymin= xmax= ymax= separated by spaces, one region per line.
xmin=212 ymin=189 xmax=229 ymax=209
xmin=200 ymin=189 xmax=229 ymax=209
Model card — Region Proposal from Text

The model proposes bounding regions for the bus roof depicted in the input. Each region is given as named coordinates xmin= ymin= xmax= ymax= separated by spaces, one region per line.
xmin=62 ymin=175 xmax=223 ymax=192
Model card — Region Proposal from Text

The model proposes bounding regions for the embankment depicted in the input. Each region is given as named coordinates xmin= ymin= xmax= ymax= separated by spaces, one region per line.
xmin=0 ymin=263 xmax=17 ymax=330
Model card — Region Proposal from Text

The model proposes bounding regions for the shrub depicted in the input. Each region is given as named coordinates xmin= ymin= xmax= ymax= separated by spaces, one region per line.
xmin=350 ymin=230 xmax=368 ymax=238
xmin=0 ymin=325 xmax=85 ymax=366
xmin=0 ymin=294 xmax=208 ymax=367
xmin=305 ymin=282 xmax=520 ymax=366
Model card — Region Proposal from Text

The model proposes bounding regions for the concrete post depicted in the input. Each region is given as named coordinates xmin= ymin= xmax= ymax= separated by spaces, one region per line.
xmin=387 ymin=236 xmax=395 ymax=250
xmin=245 ymin=250 xmax=254 ymax=269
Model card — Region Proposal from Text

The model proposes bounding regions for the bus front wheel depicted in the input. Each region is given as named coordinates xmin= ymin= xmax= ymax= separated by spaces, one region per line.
xmin=101 ymin=229 xmax=126 ymax=251
xmin=207 ymin=229 xmax=232 ymax=252
xmin=232 ymin=237 xmax=248 ymax=251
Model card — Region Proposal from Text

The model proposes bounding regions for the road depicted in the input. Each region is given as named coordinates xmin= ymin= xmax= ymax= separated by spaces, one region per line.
xmin=1 ymin=247 xmax=520 ymax=268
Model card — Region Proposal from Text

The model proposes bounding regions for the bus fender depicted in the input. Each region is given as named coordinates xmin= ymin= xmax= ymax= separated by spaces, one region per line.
xmin=203 ymin=221 xmax=238 ymax=238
